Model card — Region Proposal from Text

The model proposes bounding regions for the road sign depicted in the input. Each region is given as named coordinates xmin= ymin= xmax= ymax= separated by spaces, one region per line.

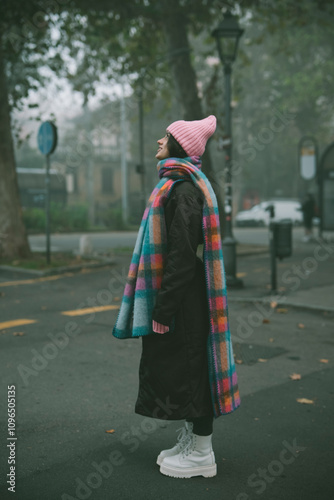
xmin=299 ymin=136 xmax=317 ymax=180
xmin=37 ymin=121 xmax=57 ymax=265
xmin=37 ymin=121 xmax=58 ymax=156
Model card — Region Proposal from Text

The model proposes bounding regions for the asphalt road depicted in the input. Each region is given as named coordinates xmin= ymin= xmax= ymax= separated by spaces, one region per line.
xmin=28 ymin=227 xmax=308 ymax=253
xmin=28 ymin=227 xmax=334 ymax=254
xmin=0 ymin=254 xmax=333 ymax=499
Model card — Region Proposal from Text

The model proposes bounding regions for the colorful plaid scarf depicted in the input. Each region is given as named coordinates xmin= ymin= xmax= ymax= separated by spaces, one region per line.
xmin=112 ymin=156 xmax=240 ymax=417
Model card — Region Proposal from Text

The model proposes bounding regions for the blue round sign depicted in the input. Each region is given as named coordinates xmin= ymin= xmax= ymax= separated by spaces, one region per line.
xmin=37 ymin=121 xmax=58 ymax=155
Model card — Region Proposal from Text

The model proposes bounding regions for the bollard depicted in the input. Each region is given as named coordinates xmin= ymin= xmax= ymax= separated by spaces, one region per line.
xmin=274 ymin=220 xmax=293 ymax=260
xmin=269 ymin=220 xmax=293 ymax=292
xmin=269 ymin=222 xmax=277 ymax=292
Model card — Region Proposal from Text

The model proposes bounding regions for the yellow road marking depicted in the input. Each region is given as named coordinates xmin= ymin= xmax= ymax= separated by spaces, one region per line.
xmin=61 ymin=304 xmax=120 ymax=317
xmin=0 ymin=319 xmax=37 ymax=331
xmin=0 ymin=273 xmax=74 ymax=287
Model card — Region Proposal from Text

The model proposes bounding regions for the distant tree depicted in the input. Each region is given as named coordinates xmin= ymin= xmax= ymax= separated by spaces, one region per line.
xmin=60 ymin=0 xmax=230 ymax=228
xmin=0 ymin=0 xmax=101 ymax=257
xmin=1 ymin=0 xmax=333 ymax=259
xmin=0 ymin=1 xmax=67 ymax=257
xmin=231 ymin=0 xmax=334 ymax=201
xmin=0 ymin=4 xmax=41 ymax=257
xmin=64 ymin=0 xmax=334 ymax=221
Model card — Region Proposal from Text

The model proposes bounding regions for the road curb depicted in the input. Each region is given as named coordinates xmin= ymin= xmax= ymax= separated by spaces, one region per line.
xmin=237 ymin=249 xmax=269 ymax=257
xmin=0 ymin=258 xmax=116 ymax=278
xmin=228 ymin=296 xmax=334 ymax=314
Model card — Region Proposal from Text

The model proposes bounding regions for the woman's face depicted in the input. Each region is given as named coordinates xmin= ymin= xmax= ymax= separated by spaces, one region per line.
xmin=156 ymin=133 xmax=170 ymax=160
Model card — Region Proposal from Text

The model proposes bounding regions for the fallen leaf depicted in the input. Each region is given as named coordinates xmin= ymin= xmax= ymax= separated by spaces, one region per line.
xmin=258 ymin=358 xmax=268 ymax=362
xmin=114 ymin=297 xmax=120 ymax=301
xmin=12 ymin=332 xmax=25 ymax=336
xmin=235 ymin=359 xmax=243 ymax=364
xmin=319 ymin=359 xmax=329 ymax=364
xmin=276 ymin=308 xmax=288 ymax=314
xmin=236 ymin=272 xmax=246 ymax=278
xmin=262 ymin=318 xmax=270 ymax=324
xmin=41 ymin=306 xmax=47 ymax=310
xmin=269 ymin=338 xmax=274 ymax=342
xmin=254 ymin=417 xmax=259 ymax=420
xmin=105 ymin=429 xmax=115 ymax=434
xmin=298 ymin=323 xmax=305 ymax=329
xmin=289 ymin=373 xmax=301 ymax=380
xmin=270 ymin=301 xmax=277 ymax=308
xmin=296 ymin=398 xmax=314 ymax=405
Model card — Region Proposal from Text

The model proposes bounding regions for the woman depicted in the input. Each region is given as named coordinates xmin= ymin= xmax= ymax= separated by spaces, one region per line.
xmin=113 ymin=115 xmax=240 ymax=479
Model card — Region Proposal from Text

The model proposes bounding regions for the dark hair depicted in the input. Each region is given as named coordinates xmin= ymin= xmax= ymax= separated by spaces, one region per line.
xmin=167 ymin=132 xmax=188 ymax=158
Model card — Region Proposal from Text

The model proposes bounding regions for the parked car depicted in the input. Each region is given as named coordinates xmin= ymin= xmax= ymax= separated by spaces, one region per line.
xmin=235 ymin=200 xmax=303 ymax=227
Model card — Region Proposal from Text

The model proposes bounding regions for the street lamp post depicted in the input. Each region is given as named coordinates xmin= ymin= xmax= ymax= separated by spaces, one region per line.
xmin=136 ymin=48 xmax=192 ymax=214
xmin=212 ymin=10 xmax=244 ymax=288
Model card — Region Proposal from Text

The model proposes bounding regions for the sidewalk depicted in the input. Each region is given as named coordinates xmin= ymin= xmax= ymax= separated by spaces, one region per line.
xmin=230 ymin=237 xmax=334 ymax=313
xmin=0 ymin=243 xmax=333 ymax=499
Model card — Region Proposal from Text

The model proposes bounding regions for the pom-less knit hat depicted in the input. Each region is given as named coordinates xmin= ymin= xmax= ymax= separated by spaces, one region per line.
xmin=167 ymin=115 xmax=217 ymax=157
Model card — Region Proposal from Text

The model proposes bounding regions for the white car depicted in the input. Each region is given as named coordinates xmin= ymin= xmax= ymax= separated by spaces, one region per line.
xmin=235 ymin=200 xmax=303 ymax=227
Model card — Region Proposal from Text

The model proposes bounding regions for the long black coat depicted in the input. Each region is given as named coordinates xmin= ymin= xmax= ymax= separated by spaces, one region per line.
xmin=135 ymin=179 xmax=213 ymax=420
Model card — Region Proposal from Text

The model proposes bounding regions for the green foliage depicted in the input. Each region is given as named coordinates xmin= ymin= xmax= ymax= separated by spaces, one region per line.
xmin=51 ymin=203 xmax=89 ymax=231
xmin=22 ymin=207 xmax=46 ymax=233
xmin=23 ymin=203 xmax=89 ymax=232
xmin=1 ymin=2 xmax=63 ymax=111
xmin=97 ymin=206 xmax=128 ymax=230
xmin=22 ymin=203 xmax=134 ymax=232
xmin=2 ymin=0 xmax=334 ymax=209
xmin=217 ymin=4 xmax=334 ymax=203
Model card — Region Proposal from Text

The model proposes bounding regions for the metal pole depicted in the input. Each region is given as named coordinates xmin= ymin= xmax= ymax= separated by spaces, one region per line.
xmin=138 ymin=81 xmax=147 ymax=213
xmin=45 ymin=154 xmax=51 ymax=264
xmin=316 ymin=143 xmax=323 ymax=240
xmin=120 ymin=84 xmax=128 ymax=225
xmin=84 ymin=102 xmax=95 ymax=227
xmin=222 ymin=63 xmax=243 ymax=287
xmin=269 ymin=222 xmax=277 ymax=292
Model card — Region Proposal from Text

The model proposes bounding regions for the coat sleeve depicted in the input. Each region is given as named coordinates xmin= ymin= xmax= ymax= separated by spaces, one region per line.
xmin=151 ymin=187 xmax=203 ymax=328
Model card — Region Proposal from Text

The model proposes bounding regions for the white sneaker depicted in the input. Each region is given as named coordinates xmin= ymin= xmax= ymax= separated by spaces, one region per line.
xmin=156 ymin=422 xmax=193 ymax=466
xmin=160 ymin=433 xmax=217 ymax=478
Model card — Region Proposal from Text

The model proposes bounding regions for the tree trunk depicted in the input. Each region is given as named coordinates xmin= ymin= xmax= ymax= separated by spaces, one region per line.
xmin=161 ymin=1 xmax=226 ymax=233
xmin=0 ymin=38 xmax=31 ymax=258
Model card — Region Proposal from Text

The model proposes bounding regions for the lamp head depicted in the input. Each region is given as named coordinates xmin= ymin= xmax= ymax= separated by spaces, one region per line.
xmin=212 ymin=11 xmax=244 ymax=65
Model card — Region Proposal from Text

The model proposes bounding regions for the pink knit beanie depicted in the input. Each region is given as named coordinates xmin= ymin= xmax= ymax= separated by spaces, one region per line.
xmin=167 ymin=115 xmax=217 ymax=157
